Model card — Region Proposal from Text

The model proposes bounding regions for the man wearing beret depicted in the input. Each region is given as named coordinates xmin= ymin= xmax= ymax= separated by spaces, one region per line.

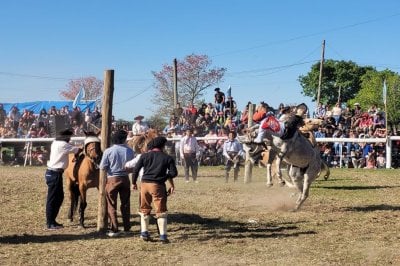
xmin=45 ymin=129 xmax=81 ymax=230
xmin=131 ymin=136 xmax=178 ymax=243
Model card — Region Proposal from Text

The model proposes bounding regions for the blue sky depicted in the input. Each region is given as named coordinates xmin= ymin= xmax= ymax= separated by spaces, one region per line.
xmin=1 ymin=1 xmax=400 ymax=120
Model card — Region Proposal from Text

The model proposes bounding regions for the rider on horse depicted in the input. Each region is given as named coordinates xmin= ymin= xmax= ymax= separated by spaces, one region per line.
xmin=253 ymin=102 xmax=306 ymax=143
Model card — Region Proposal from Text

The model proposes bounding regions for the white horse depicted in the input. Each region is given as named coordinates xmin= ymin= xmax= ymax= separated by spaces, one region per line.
xmin=239 ymin=108 xmax=322 ymax=210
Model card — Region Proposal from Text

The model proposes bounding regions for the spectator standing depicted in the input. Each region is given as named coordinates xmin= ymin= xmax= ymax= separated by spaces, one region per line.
xmin=331 ymin=103 xmax=342 ymax=126
xmin=131 ymin=136 xmax=178 ymax=243
xmin=99 ymin=130 xmax=134 ymax=237
xmin=314 ymin=103 xmax=326 ymax=119
xmin=37 ymin=108 xmax=50 ymax=131
xmin=131 ymin=115 xmax=149 ymax=135
xmin=214 ymin=87 xmax=225 ymax=113
xmin=0 ymin=104 xmax=7 ymax=126
xmin=222 ymin=131 xmax=244 ymax=182
xmin=180 ymin=128 xmax=200 ymax=183
xmin=91 ymin=106 xmax=101 ymax=127
xmin=45 ymin=129 xmax=81 ymax=230
xmin=70 ymin=106 xmax=83 ymax=127
xmin=8 ymin=106 xmax=21 ymax=131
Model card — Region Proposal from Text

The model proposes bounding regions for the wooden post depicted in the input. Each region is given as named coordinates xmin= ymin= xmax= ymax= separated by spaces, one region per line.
xmin=316 ymin=40 xmax=325 ymax=108
xmin=244 ymin=103 xmax=255 ymax=183
xmin=97 ymin=69 xmax=114 ymax=232
xmin=173 ymin=58 xmax=178 ymax=108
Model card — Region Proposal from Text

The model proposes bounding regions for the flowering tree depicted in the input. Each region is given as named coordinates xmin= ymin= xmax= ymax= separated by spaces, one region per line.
xmin=152 ymin=54 xmax=226 ymax=116
xmin=59 ymin=76 xmax=103 ymax=101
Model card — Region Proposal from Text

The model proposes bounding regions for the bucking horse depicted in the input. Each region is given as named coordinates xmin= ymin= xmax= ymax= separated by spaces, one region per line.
xmin=238 ymin=103 xmax=323 ymax=210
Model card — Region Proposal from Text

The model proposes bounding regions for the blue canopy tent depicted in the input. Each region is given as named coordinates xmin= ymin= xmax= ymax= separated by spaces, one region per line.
xmin=2 ymin=100 xmax=96 ymax=115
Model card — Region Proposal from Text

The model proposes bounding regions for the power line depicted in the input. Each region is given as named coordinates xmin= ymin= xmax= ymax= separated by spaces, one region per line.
xmin=211 ymin=12 xmax=400 ymax=58
xmin=226 ymin=60 xmax=318 ymax=76
xmin=113 ymin=85 xmax=153 ymax=105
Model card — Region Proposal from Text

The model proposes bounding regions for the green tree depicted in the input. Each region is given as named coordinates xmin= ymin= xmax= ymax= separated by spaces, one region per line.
xmin=299 ymin=60 xmax=374 ymax=106
xmin=354 ymin=69 xmax=400 ymax=127
xmin=151 ymin=54 xmax=226 ymax=116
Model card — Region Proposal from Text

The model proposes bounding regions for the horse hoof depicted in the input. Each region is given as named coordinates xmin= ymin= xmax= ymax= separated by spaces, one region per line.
xmin=78 ymin=224 xmax=85 ymax=229
xmin=266 ymin=183 xmax=273 ymax=187
xmin=324 ymin=175 xmax=329 ymax=180
xmin=279 ymin=182 xmax=286 ymax=187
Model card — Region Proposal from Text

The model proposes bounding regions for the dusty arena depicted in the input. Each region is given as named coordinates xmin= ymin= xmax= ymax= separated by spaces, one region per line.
xmin=1 ymin=166 xmax=399 ymax=265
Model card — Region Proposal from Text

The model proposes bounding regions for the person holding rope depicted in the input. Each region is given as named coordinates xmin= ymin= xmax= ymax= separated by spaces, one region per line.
xmin=131 ymin=136 xmax=177 ymax=244
xmin=44 ymin=129 xmax=81 ymax=230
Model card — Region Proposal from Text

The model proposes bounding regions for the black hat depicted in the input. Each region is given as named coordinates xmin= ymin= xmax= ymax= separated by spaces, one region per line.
xmin=57 ymin=129 xmax=73 ymax=137
xmin=214 ymin=87 xmax=220 ymax=91
xmin=134 ymin=115 xmax=144 ymax=120
xmin=112 ymin=130 xmax=128 ymax=144
xmin=55 ymin=128 xmax=74 ymax=141
xmin=147 ymin=136 xmax=167 ymax=150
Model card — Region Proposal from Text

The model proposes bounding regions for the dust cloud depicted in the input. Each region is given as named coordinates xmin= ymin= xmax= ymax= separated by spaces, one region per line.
xmin=245 ymin=186 xmax=297 ymax=212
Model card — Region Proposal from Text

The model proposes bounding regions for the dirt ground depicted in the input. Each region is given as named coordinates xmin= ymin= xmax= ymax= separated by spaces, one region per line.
xmin=0 ymin=166 xmax=400 ymax=265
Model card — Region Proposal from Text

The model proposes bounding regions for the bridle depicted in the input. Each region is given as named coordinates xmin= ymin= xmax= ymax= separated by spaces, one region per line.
xmin=85 ymin=142 xmax=101 ymax=169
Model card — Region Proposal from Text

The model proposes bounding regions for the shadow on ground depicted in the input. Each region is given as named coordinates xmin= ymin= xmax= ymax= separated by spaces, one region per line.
xmin=0 ymin=213 xmax=316 ymax=244
xmin=342 ymin=204 xmax=400 ymax=212
xmin=169 ymin=213 xmax=316 ymax=241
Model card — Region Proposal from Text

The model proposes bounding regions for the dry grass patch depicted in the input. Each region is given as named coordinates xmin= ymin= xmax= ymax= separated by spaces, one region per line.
xmin=0 ymin=166 xmax=400 ymax=265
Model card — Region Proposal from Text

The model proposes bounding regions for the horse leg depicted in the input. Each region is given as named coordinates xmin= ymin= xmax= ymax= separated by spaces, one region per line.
xmin=266 ymin=163 xmax=273 ymax=187
xmin=79 ymin=185 xmax=88 ymax=228
xmin=295 ymin=173 xmax=312 ymax=211
xmin=68 ymin=182 xmax=79 ymax=222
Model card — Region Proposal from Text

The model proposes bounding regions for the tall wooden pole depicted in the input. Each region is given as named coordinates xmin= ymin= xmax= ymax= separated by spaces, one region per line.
xmin=97 ymin=69 xmax=114 ymax=232
xmin=173 ymin=58 xmax=178 ymax=108
xmin=244 ymin=103 xmax=255 ymax=183
xmin=316 ymin=40 xmax=325 ymax=108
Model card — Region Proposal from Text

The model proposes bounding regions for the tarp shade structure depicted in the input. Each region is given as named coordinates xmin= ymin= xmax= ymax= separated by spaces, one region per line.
xmin=2 ymin=100 xmax=96 ymax=115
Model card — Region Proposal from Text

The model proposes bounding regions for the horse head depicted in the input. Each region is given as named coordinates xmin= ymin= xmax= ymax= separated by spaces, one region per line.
xmin=129 ymin=128 xmax=159 ymax=154
xmin=300 ymin=118 xmax=323 ymax=131
xmin=83 ymin=131 xmax=102 ymax=165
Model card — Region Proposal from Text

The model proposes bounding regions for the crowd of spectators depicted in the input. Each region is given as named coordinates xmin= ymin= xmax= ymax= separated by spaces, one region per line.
xmin=0 ymin=103 xmax=102 ymax=139
xmin=0 ymin=103 xmax=102 ymax=165
xmin=2 ymin=92 xmax=400 ymax=168
xmin=311 ymin=102 xmax=394 ymax=169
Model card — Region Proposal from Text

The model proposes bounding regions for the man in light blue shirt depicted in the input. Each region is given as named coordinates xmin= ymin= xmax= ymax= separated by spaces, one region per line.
xmin=223 ymin=131 xmax=244 ymax=182
xmin=100 ymin=130 xmax=134 ymax=237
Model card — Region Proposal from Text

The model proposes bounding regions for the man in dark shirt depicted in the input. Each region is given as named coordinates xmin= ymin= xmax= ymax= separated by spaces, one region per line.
xmin=214 ymin=87 xmax=225 ymax=113
xmin=131 ymin=136 xmax=178 ymax=243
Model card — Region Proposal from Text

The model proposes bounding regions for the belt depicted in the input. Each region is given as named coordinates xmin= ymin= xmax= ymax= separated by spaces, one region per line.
xmin=107 ymin=176 xmax=129 ymax=182
xmin=47 ymin=168 xmax=64 ymax=173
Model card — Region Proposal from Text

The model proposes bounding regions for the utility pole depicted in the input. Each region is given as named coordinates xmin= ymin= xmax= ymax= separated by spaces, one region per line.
xmin=173 ymin=58 xmax=178 ymax=108
xmin=316 ymin=40 xmax=325 ymax=108
xmin=98 ymin=69 xmax=114 ymax=232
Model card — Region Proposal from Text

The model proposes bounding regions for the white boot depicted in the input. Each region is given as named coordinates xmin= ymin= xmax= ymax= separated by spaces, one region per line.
xmin=138 ymin=212 xmax=150 ymax=241
xmin=157 ymin=213 xmax=168 ymax=243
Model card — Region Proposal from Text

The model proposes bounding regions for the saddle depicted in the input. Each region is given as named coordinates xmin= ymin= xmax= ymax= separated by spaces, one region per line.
xmin=72 ymin=151 xmax=85 ymax=182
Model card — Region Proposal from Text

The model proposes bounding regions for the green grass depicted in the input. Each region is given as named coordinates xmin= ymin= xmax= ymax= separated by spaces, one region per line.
xmin=0 ymin=166 xmax=399 ymax=265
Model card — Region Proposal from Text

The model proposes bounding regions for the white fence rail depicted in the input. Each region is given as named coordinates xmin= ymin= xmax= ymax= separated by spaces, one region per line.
xmin=1 ymin=136 xmax=400 ymax=169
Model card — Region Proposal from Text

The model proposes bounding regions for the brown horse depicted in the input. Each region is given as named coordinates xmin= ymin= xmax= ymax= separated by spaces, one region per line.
xmin=65 ymin=131 xmax=102 ymax=228
xmin=127 ymin=128 xmax=159 ymax=154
